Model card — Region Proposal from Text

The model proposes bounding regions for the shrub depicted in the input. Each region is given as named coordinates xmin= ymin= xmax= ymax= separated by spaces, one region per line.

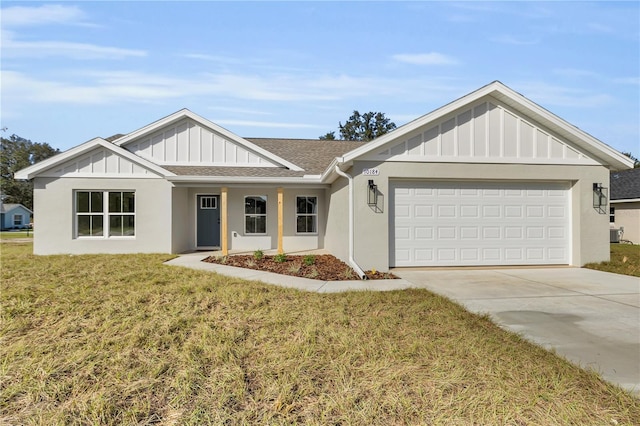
xmin=288 ymin=262 xmax=302 ymax=274
xmin=274 ymin=253 xmax=287 ymax=263
xmin=343 ymin=267 xmax=355 ymax=280
xmin=303 ymin=254 xmax=316 ymax=266
xmin=305 ymin=267 xmax=319 ymax=279
xmin=253 ymin=250 xmax=264 ymax=261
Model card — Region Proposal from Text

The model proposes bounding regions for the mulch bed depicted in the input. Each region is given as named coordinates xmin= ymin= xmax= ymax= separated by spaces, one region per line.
xmin=202 ymin=254 xmax=398 ymax=281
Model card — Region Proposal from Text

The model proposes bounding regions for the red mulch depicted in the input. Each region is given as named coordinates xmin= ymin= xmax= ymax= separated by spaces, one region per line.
xmin=202 ymin=254 xmax=398 ymax=281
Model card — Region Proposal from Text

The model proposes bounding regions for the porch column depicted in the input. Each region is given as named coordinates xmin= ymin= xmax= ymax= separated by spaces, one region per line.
xmin=221 ymin=187 xmax=228 ymax=255
xmin=277 ymin=187 xmax=284 ymax=254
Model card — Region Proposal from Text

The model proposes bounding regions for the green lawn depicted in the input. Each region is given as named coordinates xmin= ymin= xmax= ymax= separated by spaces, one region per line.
xmin=2 ymin=242 xmax=639 ymax=425
xmin=584 ymin=243 xmax=640 ymax=277
xmin=0 ymin=231 xmax=33 ymax=240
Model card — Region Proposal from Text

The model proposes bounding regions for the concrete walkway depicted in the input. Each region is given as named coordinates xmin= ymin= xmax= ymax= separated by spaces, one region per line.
xmin=164 ymin=251 xmax=417 ymax=293
xmin=166 ymin=252 xmax=639 ymax=395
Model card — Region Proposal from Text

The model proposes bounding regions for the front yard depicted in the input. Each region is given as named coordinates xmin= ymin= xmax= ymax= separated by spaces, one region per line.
xmin=2 ymin=241 xmax=639 ymax=425
xmin=584 ymin=243 xmax=640 ymax=277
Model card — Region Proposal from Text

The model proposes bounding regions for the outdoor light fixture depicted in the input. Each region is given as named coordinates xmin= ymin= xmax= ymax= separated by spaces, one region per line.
xmin=368 ymin=179 xmax=378 ymax=206
xmin=593 ymin=183 xmax=608 ymax=213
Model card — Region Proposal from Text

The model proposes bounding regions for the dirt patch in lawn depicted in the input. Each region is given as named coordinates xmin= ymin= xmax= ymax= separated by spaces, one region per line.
xmin=203 ymin=254 xmax=398 ymax=281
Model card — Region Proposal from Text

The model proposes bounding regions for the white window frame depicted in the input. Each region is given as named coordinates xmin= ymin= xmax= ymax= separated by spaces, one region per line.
xmin=244 ymin=195 xmax=267 ymax=235
xmin=610 ymin=206 xmax=615 ymax=224
xmin=13 ymin=214 xmax=23 ymax=227
xmin=295 ymin=195 xmax=318 ymax=235
xmin=75 ymin=190 xmax=135 ymax=239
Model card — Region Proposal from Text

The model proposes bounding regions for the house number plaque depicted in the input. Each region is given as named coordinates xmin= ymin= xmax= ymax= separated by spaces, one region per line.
xmin=362 ymin=168 xmax=380 ymax=176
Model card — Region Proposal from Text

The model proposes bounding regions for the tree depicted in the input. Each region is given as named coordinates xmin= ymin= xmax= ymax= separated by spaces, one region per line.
xmin=0 ymin=134 xmax=59 ymax=209
xmin=622 ymin=152 xmax=640 ymax=168
xmin=338 ymin=111 xmax=396 ymax=141
xmin=319 ymin=131 xmax=336 ymax=140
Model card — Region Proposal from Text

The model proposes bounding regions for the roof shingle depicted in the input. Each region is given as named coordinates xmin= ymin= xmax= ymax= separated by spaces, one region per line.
xmin=165 ymin=138 xmax=367 ymax=178
xmin=610 ymin=168 xmax=640 ymax=200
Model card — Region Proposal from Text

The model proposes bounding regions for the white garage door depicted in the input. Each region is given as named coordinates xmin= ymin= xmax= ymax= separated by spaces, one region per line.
xmin=391 ymin=181 xmax=570 ymax=267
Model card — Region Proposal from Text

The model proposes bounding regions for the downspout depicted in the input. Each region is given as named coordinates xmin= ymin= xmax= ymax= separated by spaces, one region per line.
xmin=334 ymin=164 xmax=367 ymax=279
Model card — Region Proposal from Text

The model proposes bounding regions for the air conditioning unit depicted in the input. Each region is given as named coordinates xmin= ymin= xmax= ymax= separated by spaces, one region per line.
xmin=610 ymin=228 xmax=620 ymax=243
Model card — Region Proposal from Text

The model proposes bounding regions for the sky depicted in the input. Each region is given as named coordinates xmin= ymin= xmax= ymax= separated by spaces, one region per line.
xmin=1 ymin=1 xmax=639 ymax=156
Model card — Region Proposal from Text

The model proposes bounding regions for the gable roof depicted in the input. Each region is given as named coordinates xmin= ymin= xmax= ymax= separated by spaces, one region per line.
xmin=611 ymin=168 xmax=640 ymax=200
xmin=113 ymin=109 xmax=303 ymax=172
xmin=337 ymin=81 xmax=633 ymax=171
xmin=164 ymin=139 xmax=366 ymax=181
xmin=0 ymin=203 xmax=32 ymax=214
xmin=14 ymin=138 xmax=173 ymax=180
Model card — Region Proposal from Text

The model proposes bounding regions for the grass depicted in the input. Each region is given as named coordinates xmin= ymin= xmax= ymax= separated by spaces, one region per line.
xmin=0 ymin=231 xmax=33 ymax=240
xmin=584 ymin=243 xmax=640 ymax=277
xmin=2 ymin=242 xmax=639 ymax=425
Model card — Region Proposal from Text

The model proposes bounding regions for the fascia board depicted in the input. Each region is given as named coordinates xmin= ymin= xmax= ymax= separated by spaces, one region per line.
xmin=167 ymin=175 xmax=323 ymax=185
xmin=320 ymin=157 xmax=355 ymax=183
xmin=339 ymin=81 xmax=633 ymax=170
xmin=611 ymin=198 xmax=640 ymax=204
xmin=114 ymin=109 xmax=304 ymax=172
xmin=3 ymin=205 xmax=33 ymax=214
xmin=494 ymin=84 xmax=634 ymax=171
xmin=340 ymin=82 xmax=499 ymax=164
xmin=14 ymin=138 xmax=173 ymax=180
xmin=15 ymin=137 xmax=107 ymax=180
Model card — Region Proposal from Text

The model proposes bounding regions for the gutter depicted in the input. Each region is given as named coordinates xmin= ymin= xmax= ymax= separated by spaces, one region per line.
xmin=334 ymin=164 xmax=367 ymax=280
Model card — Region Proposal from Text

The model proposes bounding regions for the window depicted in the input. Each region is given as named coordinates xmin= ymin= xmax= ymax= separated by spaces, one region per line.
xmin=13 ymin=214 xmax=23 ymax=227
xmin=296 ymin=196 xmax=317 ymax=234
xmin=200 ymin=196 xmax=217 ymax=209
xmin=245 ymin=196 xmax=267 ymax=234
xmin=76 ymin=191 xmax=135 ymax=237
xmin=109 ymin=192 xmax=135 ymax=236
xmin=610 ymin=207 xmax=615 ymax=224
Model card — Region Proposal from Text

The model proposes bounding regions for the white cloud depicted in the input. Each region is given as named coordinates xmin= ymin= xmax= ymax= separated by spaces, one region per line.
xmin=514 ymin=81 xmax=614 ymax=108
xmin=1 ymin=4 xmax=89 ymax=27
xmin=392 ymin=52 xmax=458 ymax=66
xmin=1 ymin=31 xmax=146 ymax=59
xmin=1 ymin=68 xmax=462 ymax=108
xmin=181 ymin=53 xmax=244 ymax=64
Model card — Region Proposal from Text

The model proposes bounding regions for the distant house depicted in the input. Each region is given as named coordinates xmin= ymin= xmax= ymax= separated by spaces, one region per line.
xmin=15 ymin=81 xmax=634 ymax=271
xmin=0 ymin=203 xmax=33 ymax=230
xmin=610 ymin=168 xmax=640 ymax=244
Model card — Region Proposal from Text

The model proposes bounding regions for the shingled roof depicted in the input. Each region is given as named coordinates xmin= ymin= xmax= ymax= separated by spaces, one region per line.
xmin=610 ymin=168 xmax=640 ymax=200
xmin=165 ymin=138 xmax=367 ymax=177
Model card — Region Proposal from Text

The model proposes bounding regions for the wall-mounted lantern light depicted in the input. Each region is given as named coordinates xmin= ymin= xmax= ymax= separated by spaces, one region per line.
xmin=593 ymin=183 xmax=608 ymax=213
xmin=368 ymin=179 xmax=378 ymax=206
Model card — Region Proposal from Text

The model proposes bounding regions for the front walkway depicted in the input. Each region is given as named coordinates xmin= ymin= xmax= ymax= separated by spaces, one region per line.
xmin=165 ymin=251 xmax=415 ymax=293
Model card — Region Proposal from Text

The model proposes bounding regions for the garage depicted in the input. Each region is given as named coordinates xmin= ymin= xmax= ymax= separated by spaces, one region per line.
xmin=390 ymin=181 xmax=571 ymax=267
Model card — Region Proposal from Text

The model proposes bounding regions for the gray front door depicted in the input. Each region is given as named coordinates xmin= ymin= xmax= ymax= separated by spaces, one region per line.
xmin=197 ymin=195 xmax=220 ymax=247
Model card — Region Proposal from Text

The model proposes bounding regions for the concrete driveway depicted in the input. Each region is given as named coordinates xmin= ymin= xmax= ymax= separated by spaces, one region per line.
xmin=392 ymin=267 xmax=640 ymax=395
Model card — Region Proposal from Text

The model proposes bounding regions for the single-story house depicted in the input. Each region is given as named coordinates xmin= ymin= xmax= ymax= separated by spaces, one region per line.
xmin=610 ymin=167 xmax=640 ymax=244
xmin=15 ymin=81 xmax=633 ymax=275
xmin=0 ymin=202 xmax=32 ymax=230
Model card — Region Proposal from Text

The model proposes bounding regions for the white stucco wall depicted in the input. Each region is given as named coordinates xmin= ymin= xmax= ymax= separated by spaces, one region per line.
xmin=346 ymin=161 xmax=610 ymax=271
xmin=324 ymin=178 xmax=350 ymax=264
xmin=32 ymin=177 xmax=173 ymax=254
xmin=171 ymin=186 xmax=191 ymax=253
